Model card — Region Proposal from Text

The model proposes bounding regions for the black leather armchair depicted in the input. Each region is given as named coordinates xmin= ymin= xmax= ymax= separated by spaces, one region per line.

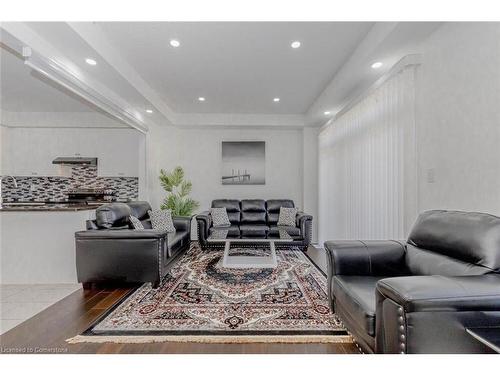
xmin=326 ymin=210 xmax=500 ymax=354
xmin=196 ymin=199 xmax=313 ymax=250
xmin=75 ymin=201 xmax=191 ymax=288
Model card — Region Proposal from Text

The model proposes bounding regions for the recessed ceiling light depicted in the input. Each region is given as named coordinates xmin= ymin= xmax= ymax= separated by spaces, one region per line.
xmin=291 ymin=41 xmax=301 ymax=49
xmin=198 ymin=97 xmax=206 ymax=102
xmin=146 ymin=109 xmax=153 ymax=114
xmin=324 ymin=111 xmax=331 ymax=115
xmin=85 ymin=58 xmax=97 ymax=66
xmin=170 ymin=39 xmax=180 ymax=48
xmin=273 ymin=97 xmax=280 ymax=102
xmin=371 ymin=61 xmax=383 ymax=69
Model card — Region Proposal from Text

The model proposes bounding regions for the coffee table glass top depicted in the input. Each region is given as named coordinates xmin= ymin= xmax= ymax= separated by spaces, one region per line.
xmin=207 ymin=227 xmax=293 ymax=242
xmin=222 ymin=242 xmax=278 ymax=269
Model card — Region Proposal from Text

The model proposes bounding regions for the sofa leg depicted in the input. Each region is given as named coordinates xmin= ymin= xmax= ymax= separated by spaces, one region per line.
xmin=82 ymin=282 xmax=94 ymax=290
xmin=151 ymin=279 xmax=161 ymax=289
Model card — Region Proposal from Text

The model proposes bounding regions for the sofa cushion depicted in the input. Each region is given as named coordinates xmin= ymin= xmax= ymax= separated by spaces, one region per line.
xmin=266 ymin=200 xmax=295 ymax=224
xmin=129 ymin=215 xmax=144 ymax=230
xmin=241 ymin=211 xmax=266 ymax=224
xmin=241 ymin=200 xmax=266 ymax=224
xmin=141 ymin=219 xmax=152 ymax=229
xmin=148 ymin=209 xmax=175 ymax=233
xmin=96 ymin=203 xmax=132 ymax=229
xmin=241 ymin=199 xmax=266 ymax=212
xmin=240 ymin=224 xmax=269 ymax=238
xmin=277 ymin=207 xmax=298 ymax=226
xmin=268 ymin=225 xmax=301 ymax=237
xmin=209 ymin=225 xmax=240 ymax=238
xmin=266 ymin=199 xmax=295 ymax=213
xmin=408 ymin=210 xmax=500 ymax=271
xmin=210 ymin=207 xmax=231 ymax=227
xmin=212 ymin=199 xmax=241 ymax=212
xmin=333 ymin=276 xmax=386 ymax=337
xmin=127 ymin=201 xmax=152 ymax=220
xmin=212 ymin=200 xmax=241 ymax=224
xmin=405 ymin=244 xmax=491 ymax=276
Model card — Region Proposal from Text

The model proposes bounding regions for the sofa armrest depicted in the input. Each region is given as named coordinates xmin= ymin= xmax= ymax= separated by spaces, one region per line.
xmin=296 ymin=211 xmax=313 ymax=246
xmin=375 ymin=274 xmax=500 ymax=353
xmin=377 ymin=274 xmax=500 ymax=312
xmin=173 ymin=216 xmax=192 ymax=233
xmin=325 ymin=240 xmax=407 ymax=277
xmin=196 ymin=211 xmax=211 ymax=226
xmin=296 ymin=211 xmax=312 ymax=226
xmin=196 ymin=211 xmax=212 ymax=242
xmin=75 ymin=229 xmax=168 ymax=240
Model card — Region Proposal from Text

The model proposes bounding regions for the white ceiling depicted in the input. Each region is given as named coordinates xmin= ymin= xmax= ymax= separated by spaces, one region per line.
xmin=0 ymin=41 xmax=98 ymax=112
xmin=0 ymin=22 xmax=444 ymax=129
xmin=97 ymin=22 xmax=373 ymax=114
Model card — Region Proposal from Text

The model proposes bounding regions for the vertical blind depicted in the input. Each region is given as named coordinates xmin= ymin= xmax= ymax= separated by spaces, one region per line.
xmin=318 ymin=65 xmax=418 ymax=243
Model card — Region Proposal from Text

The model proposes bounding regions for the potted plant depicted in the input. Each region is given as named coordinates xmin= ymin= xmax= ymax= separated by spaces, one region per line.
xmin=159 ymin=166 xmax=199 ymax=217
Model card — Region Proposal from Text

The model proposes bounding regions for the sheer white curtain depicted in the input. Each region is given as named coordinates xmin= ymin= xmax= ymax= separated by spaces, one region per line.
xmin=318 ymin=65 xmax=417 ymax=243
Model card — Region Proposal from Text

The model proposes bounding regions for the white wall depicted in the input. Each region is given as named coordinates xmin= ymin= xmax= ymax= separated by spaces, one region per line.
xmin=416 ymin=23 xmax=500 ymax=216
xmin=146 ymin=124 xmax=316 ymax=224
xmin=0 ymin=125 xmax=6 ymax=174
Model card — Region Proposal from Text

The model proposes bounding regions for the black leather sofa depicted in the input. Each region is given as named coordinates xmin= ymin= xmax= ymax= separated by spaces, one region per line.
xmin=196 ymin=199 xmax=312 ymax=250
xmin=325 ymin=210 xmax=500 ymax=354
xmin=75 ymin=201 xmax=191 ymax=288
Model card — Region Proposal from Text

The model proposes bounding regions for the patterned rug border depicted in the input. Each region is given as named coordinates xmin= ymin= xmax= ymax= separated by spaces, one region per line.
xmin=66 ymin=334 xmax=353 ymax=344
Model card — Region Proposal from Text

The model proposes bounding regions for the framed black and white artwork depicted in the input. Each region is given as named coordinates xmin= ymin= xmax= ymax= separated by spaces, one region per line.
xmin=221 ymin=141 xmax=265 ymax=185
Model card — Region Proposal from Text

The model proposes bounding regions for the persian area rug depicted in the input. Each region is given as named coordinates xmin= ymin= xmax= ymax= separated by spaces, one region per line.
xmin=68 ymin=243 xmax=351 ymax=344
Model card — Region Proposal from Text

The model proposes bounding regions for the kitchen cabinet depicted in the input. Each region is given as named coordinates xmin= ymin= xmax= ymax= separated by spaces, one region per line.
xmin=2 ymin=127 xmax=142 ymax=177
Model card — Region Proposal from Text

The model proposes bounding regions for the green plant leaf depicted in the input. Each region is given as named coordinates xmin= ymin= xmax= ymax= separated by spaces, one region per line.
xmin=170 ymin=166 xmax=184 ymax=187
xmin=179 ymin=180 xmax=192 ymax=197
xmin=159 ymin=169 xmax=173 ymax=192
xmin=159 ymin=166 xmax=199 ymax=216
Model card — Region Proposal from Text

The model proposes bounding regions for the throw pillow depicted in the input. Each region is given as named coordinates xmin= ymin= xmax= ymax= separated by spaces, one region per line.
xmin=210 ymin=207 xmax=231 ymax=227
xmin=129 ymin=215 xmax=144 ymax=230
xmin=148 ymin=209 xmax=176 ymax=233
xmin=277 ymin=207 xmax=297 ymax=227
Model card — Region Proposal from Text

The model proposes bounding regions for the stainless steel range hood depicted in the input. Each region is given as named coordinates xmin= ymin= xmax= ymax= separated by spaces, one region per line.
xmin=52 ymin=157 xmax=98 ymax=166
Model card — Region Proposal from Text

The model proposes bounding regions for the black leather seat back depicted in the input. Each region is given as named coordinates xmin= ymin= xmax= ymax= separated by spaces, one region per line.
xmin=266 ymin=199 xmax=295 ymax=225
xmin=241 ymin=199 xmax=266 ymax=224
xmin=212 ymin=199 xmax=241 ymax=224
xmin=95 ymin=203 xmax=132 ymax=229
xmin=406 ymin=210 xmax=500 ymax=275
xmin=127 ymin=201 xmax=152 ymax=220
xmin=127 ymin=201 xmax=153 ymax=229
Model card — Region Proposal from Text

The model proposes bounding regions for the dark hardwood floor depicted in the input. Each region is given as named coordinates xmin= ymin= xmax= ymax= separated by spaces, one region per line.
xmin=0 ymin=287 xmax=359 ymax=354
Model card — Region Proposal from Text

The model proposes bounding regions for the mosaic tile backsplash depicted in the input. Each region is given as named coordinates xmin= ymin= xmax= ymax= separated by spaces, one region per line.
xmin=1 ymin=165 xmax=138 ymax=202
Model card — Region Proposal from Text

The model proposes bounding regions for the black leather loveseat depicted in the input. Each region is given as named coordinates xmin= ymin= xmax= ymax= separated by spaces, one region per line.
xmin=196 ymin=199 xmax=312 ymax=250
xmin=326 ymin=210 xmax=500 ymax=354
xmin=75 ymin=201 xmax=191 ymax=288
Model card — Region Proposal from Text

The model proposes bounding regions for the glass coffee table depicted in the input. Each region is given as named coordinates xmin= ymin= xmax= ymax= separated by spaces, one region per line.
xmin=207 ymin=228 xmax=294 ymax=269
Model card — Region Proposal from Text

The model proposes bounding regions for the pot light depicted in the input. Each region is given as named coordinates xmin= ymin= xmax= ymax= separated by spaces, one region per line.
xmin=170 ymin=39 xmax=180 ymax=48
xmin=371 ymin=61 xmax=383 ymax=69
xmin=324 ymin=111 xmax=331 ymax=115
xmin=146 ymin=109 xmax=153 ymax=114
xmin=273 ymin=97 xmax=280 ymax=102
xmin=85 ymin=58 xmax=97 ymax=66
xmin=198 ymin=97 xmax=206 ymax=102
xmin=291 ymin=41 xmax=301 ymax=49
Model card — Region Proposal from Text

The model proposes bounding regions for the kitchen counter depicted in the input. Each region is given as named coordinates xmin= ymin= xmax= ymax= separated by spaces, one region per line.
xmin=1 ymin=207 xmax=96 ymax=283
xmin=0 ymin=203 xmax=99 ymax=212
